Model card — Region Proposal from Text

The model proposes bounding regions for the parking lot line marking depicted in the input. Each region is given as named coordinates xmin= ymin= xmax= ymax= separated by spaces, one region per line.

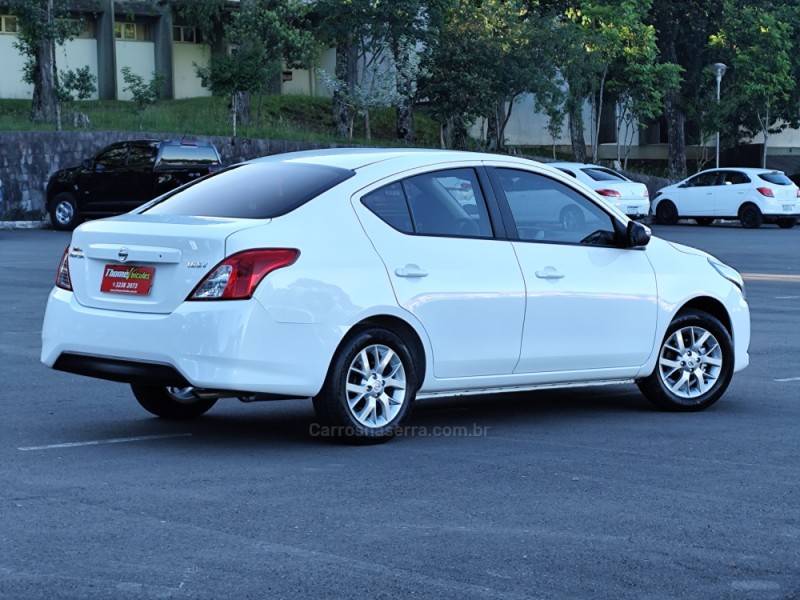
xmin=775 ymin=295 xmax=800 ymax=299
xmin=17 ymin=433 xmax=192 ymax=451
xmin=742 ymin=272 xmax=800 ymax=283
xmin=774 ymin=377 xmax=800 ymax=383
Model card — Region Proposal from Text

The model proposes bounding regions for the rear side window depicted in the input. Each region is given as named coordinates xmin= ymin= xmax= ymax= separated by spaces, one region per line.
xmin=758 ymin=171 xmax=792 ymax=185
xmin=144 ymin=162 xmax=354 ymax=219
xmin=158 ymin=144 xmax=220 ymax=167
xmin=362 ymin=182 xmax=413 ymax=233
xmin=720 ymin=171 xmax=750 ymax=185
xmin=582 ymin=167 xmax=625 ymax=182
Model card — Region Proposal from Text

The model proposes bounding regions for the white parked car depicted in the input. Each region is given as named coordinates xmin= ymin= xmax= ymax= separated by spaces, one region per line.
xmin=42 ymin=149 xmax=750 ymax=441
xmin=548 ymin=161 xmax=650 ymax=219
xmin=653 ymin=167 xmax=800 ymax=228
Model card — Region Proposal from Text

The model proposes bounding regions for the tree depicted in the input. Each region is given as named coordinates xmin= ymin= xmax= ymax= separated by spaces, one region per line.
xmin=58 ymin=65 xmax=97 ymax=128
xmin=710 ymin=2 xmax=794 ymax=168
xmin=121 ymin=67 xmax=164 ymax=130
xmin=196 ymin=0 xmax=317 ymax=135
xmin=9 ymin=0 xmax=81 ymax=127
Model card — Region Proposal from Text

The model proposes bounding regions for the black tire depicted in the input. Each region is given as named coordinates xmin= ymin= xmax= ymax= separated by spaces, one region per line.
xmin=312 ymin=327 xmax=418 ymax=442
xmin=655 ymin=200 xmax=678 ymax=225
xmin=739 ymin=203 xmax=763 ymax=229
xmin=637 ymin=309 xmax=734 ymax=412
xmin=131 ymin=385 xmax=217 ymax=419
xmin=49 ymin=192 xmax=80 ymax=231
xmin=695 ymin=217 xmax=715 ymax=226
xmin=777 ymin=217 xmax=797 ymax=229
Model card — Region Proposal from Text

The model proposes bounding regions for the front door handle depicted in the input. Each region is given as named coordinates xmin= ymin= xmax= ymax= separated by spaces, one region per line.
xmin=395 ymin=264 xmax=428 ymax=278
xmin=535 ymin=267 xmax=565 ymax=280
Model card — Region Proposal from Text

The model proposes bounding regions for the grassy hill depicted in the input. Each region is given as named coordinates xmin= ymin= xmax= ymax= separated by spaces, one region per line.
xmin=0 ymin=95 xmax=440 ymax=146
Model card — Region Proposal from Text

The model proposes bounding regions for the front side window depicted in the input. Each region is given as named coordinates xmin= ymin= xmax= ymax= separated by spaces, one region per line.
xmin=494 ymin=168 xmax=617 ymax=246
xmin=144 ymin=161 xmax=354 ymax=219
xmin=720 ymin=171 xmax=750 ymax=185
xmin=95 ymin=144 xmax=128 ymax=170
xmin=686 ymin=172 xmax=719 ymax=187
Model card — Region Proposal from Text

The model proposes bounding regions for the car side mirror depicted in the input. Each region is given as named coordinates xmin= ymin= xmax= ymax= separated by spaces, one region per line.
xmin=627 ymin=221 xmax=651 ymax=248
xmin=94 ymin=162 xmax=105 ymax=173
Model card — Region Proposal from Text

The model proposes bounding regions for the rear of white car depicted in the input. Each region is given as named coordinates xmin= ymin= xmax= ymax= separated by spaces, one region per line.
xmin=549 ymin=162 xmax=650 ymax=218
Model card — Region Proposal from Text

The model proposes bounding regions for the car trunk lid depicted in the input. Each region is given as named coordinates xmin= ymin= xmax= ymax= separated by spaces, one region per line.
xmin=69 ymin=214 xmax=266 ymax=314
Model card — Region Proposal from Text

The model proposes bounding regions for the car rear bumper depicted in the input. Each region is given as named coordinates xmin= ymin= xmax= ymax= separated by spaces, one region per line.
xmin=41 ymin=288 xmax=330 ymax=397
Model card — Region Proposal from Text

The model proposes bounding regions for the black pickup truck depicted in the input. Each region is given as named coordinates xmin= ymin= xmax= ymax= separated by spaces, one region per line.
xmin=46 ymin=139 xmax=222 ymax=230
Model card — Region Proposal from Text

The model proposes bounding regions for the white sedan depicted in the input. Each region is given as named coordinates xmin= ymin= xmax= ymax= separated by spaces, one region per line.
xmin=653 ymin=167 xmax=800 ymax=228
xmin=548 ymin=161 xmax=650 ymax=219
xmin=42 ymin=149 xmax=750 ymax=441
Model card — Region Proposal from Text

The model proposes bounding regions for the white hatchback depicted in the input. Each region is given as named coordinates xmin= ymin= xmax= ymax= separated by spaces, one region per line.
xmin=548 ymin=161 xmax=650 ymax=219
xmin=42 ymin=149 xmax=750 ymax=441
xmin=653 ymin=167 xmax=800 ymax=228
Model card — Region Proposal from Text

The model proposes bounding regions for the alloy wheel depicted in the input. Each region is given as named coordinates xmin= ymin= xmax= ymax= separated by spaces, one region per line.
xmin=55 ymin=200 xmax=74 ymax=226
xmin=345 ymin=344 xmax=407 ymax=428
xmin=658 ymin=326 xmax=723 ymax=402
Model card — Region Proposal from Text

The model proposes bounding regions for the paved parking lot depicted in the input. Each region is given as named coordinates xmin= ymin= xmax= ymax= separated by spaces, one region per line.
xmin=1 ymin=224 xmax=799 ymax=599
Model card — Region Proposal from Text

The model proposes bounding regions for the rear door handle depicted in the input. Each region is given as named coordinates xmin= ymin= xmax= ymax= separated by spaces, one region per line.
xmin=535 ymin=267 xmax=565 ymax=280
xmin=395 ymin=264 xmax=428 ymax=278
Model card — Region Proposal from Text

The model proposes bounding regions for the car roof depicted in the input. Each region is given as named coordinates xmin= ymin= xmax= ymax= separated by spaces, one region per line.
xmin=250 ymin=147 xmax=538 ymax=171
xmin=548 ymin=162 xmax=608 ymax=170
xmin=692 ymin=167 xmax=785 ymax=175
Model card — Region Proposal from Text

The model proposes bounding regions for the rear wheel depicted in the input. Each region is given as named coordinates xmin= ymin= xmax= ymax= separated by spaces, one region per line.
xmin=49 ymin=192 xmax=80 ymax=231
xmin=777 ymin=217 xmax=797 ymax=229
xmin=739 ymin=203 xmax=763 ymax=229
xmin=312 ymin=327 xmax=418 ymax=442
xmin=695 ymin=217 xmax=715 ymax=226
xmin=637 ymin=309 xmax=733 ymax=412
xmin=131 ymin=385 xmax=217 ymax=419
xmin=655 ymin=200 xmax=678 ymax=225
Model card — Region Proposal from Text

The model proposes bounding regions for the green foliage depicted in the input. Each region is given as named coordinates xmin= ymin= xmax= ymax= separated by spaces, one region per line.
xmin=121 ymin=67 xmax=164 ymax=128
xmin=58 ymin=66 xmax=97 ymax=102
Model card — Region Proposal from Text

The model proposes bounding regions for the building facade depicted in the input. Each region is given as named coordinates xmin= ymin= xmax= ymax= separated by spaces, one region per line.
xmin=0 ymin=0 xmax=334 ymax=102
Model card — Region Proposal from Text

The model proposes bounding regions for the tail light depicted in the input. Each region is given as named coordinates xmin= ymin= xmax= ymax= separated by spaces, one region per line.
xmin=757 ymin=187 xmax=774 ymax=197
xmin=596 ymin=189 xmax=621 ymax=198
xmin=188 ymin=248 xmax=299 ymax=301
xmin=643 ymin=188 xmax=650 ymax=197
xmin=55 ymin=245 xmax=72 ymax=291
xmin=796 ymin=188 xmax=799 ymax=198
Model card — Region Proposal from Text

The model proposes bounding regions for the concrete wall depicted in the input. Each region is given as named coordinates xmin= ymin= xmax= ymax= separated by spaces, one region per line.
xmin=56 ymin=39 xmax=100 ymax=101
xmin=114 ymin=40 xmax=155 ymax=101
xmin=172 ymin=43 xmax=210 ymax=99
xmin=282 ymin=47 xmax=336 ymax=98
xmin=0 ymin=131 xmax=338 ymax=217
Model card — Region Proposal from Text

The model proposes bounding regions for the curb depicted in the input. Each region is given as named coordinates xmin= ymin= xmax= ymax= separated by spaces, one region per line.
xmin=0 ymin=221 xmax=49 ymax=230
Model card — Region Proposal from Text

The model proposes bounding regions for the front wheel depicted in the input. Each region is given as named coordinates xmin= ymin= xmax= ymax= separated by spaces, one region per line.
xmin=49 ymin=192 xmax=80 ymax=231
xmin=131 ymin=385 xmax=217 ymax=419
xmin=313 ymin=327 xmax=418 ymax=442
xmin=637 ymin=309 xmax=734 ymax=411
xmin=655 ymin=200 xmax=679 ymax=225
xmin=777 ymin=217 xmax=797 ymax=229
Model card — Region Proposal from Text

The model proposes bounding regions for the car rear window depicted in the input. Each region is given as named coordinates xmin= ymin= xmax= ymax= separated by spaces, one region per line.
xmin=582 ymin=167 xmax=625 ymax=182
xmin=757 ymin=171 xmax=792 ymax=185
xmin=144 ymin=162 xmax=355 ymax=219
xmin=158 ymin=144 xmax=220 ymax=166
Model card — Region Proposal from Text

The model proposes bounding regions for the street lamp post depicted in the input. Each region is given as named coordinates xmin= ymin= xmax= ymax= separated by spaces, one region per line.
xmin=712 ymin=63 xmax=727 ymax=169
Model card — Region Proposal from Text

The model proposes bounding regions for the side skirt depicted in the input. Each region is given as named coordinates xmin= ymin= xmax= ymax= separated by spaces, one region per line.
xmin=416 ymin=378 xmax=635 ymax=400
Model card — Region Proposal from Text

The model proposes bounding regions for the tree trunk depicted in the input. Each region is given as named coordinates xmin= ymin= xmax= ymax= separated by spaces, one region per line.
xmin=568 ymin=98 xmax=586 ymax=163
xmin=333 ymin=43 xmax=357 ymax=139
xmin=30 ymin=0 xmax=59 ymax=126
xmin=364 ymin=109 xmax=371 ymax=141
xmin=497 ymin=95 xmax=519 ymax=153
xmin=392 ymin=38 xmax=415 ymax=143
xmin=664 ymin=91 xmax=686 ymax=179
xmin=234 ymin=90 xmax=250 ymax=130
xmin=760 ymin=106 xmax=770 ymax=169
xmin=486 ymin=110 xmax=499 ymax=151
xmin=592 ymin=67 xmax=607 ymax=163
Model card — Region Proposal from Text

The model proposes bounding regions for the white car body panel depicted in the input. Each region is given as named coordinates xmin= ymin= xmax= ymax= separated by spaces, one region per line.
xmin=41 ymin=149 xmax=750 ymax=400
xmin=654 ymin=167 xmax=800 ymax=219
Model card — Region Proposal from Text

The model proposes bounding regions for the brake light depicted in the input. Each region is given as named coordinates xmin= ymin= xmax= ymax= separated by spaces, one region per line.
xmin=188 ymin=249 xmax=299 ymax=301
xmin=757 ymin=187 xmax=774 ymax=197
xmin=55 ymin=245 xmax=72 ymax=291
xmin=597 ymin=189 xmax=621 ymax=197
xmin=643 ymin=188 xmax=650 ymax=197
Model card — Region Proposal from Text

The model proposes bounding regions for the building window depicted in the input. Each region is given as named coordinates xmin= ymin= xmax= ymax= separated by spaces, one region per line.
xmin=0 ymin=15 xmax=18 ymax=34
xmin=114 ymin=21 xmax=151 ymax=41
xmin=172 ymin=25 xmax=201 ymax=43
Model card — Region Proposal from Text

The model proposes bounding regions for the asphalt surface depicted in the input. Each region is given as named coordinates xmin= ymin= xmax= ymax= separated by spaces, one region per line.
xmin=1 ymin=223 xmax=799 ymax=599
